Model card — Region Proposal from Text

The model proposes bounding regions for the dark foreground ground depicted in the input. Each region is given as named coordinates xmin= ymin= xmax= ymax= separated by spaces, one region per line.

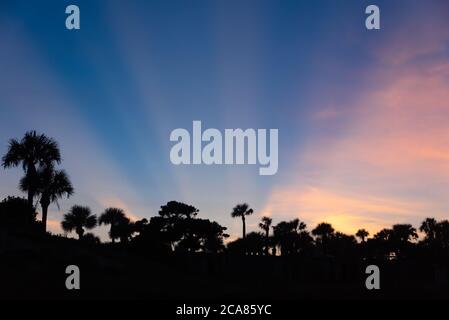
xmin=1 ymin=232 xmax=449 ymax=300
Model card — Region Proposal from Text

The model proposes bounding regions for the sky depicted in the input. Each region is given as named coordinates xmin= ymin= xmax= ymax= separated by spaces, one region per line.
xmin=1 ymin=0 xmax=449 ymax=241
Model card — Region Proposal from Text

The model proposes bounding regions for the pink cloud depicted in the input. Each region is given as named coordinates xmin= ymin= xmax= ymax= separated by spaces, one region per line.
xmin=262 ymin=27 xmax=449 ymax=235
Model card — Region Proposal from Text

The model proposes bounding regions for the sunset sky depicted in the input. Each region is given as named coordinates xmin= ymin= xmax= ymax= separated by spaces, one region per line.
xmin=1 ymin=0 xmax=449 ymax=241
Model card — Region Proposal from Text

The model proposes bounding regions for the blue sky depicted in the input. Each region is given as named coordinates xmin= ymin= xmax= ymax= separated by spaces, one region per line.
xmin=1 ymin=0 xmax=449 ymax=240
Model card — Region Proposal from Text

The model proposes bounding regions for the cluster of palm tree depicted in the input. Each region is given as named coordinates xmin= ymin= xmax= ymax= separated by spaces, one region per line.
xmin=229 ymin=203 xmax=449 ymax=259
xmin=0 ymin=131 xmax=145 ymax=243
xmin=61 ymin=205 xmax=139 ymax=243
xmin=3 ymin=131 xmax=449 ymax=260
xmin=2 ymin=131 xmax=73 ymax=232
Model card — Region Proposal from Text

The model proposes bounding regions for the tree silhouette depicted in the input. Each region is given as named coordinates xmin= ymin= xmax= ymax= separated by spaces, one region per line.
xmin=330 ymin=232 xmax=357 ymax=256
xmin=202 ymin=220 xmax=229 ymax=253
xmin=356 ymin=228 xmax=369 ymax=242
xmin=99 ymin=207 xmax=126 ymax=243
xmin=0 ymin=196 xmax=38 ymax=233
xmin=82 ymin=232 xmax=101 ymax=244
xmin=312 ymin=222 xmax=335 ymax=254
xmin=230 ymin=203 xmax=253 ymax=239
xmin=61 ymin=205 xmax=97 ymax=239
xmin=244 ymin=232 xmax=265 ymax=255
xmin=159 ymin=201 xmax=199 ymax=219
xmin=373 ymin=224 xmax=418 ymax=258
xmin=272 ymin=219 xmax=311 ymax=255
xmin=391 ymin=224 xmax=418 ymax=244
xmin=259 ymin=216 xmax=272 ymax=255
xmin=133 ymin=216 xmax=172 ymax=254
xmin=175 ymin=218 xmax=229 ymax=253
xmin=435 ymin=220 xmax=449 ymax=250
xmin=420 ymin=218 xmax=438 ymax=244
xmin=133 ymin=202 xmax=228 ymax=253
xmin=158 ymin=201 xmax=200 ymax=250
xmin=133 ymin=218 xmax=148 ymax=235
xmin=2 ymin=131 xmax=61 ymax=208
xmin=31 ymin=165 xmax=74 ymax=233
xmin=112 ymin=215 xmax=135 ymax=243
xmin=227 ymin=232 xmax=265 ymax=255
xmin=312 ymin=222 xmax=335 ymax=240
xmin=419 ymin=218 xmax=449 ymax=251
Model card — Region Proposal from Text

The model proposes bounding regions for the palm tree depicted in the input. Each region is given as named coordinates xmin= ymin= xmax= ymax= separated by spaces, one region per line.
xmin=391 ymin=224 xmax=418 ymax=243
xmin=2 ymin=131 xmax=61 ymax=207
xmin=388 ymin=224 xmax=418 ymax=258
xmin=99 ymin=207 xmax=126 ymax=243
xmin=436 ymin=220 xmax=449 ymax=249
xmin=27 ymin=165 xmax=73 ymax=232
xmin=113 ymin=216 xmax=136 ymax=243
xmin=259 ymin=216 xmax=272 ymax=255
xmin=61 ymin=205 xmax=97 ymax=239
xmin=272 ymin=219 xmax=309 ymax=255
xmin=312 ymin=222 xmax=335 ymax=253
xmin=356 ymin=228 xmax=369 ymax=242
xmin=312 ymin=222 xmax=335 ymax=240
xmin=420 ymin=218 xmax=438 ymax=243
xmin=230 ymin=203 xmax=253 ymax=239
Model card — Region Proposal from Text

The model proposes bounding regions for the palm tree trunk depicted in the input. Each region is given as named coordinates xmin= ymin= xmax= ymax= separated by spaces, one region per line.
xmin=242 ymin=216 xmax=246 ymax=239
xmin=40 ymin=195 xmax=51 ymax=233
xmin=26 ymin=163 xmax=37 ymax=208
xmin=27 ymin=189 xmax=34 ymax=208
xmin=265 ymin=230 xmax=269 ymax=256
xmin=41 ymin=204 xmax=49 ymax=233
xmin=77 ymin=227 xmax=84 ymax=239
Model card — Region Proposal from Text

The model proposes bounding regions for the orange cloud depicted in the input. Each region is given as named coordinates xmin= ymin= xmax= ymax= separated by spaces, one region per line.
xmin=46 ymin=218 xmax=64 ymax=236
xmin=262 ymin=186 xmax=427 ymax=235
xmin=97 ymin=196 xmax=142 ymax=222
xmin=262 ymin=30 xmax=449 ymax=235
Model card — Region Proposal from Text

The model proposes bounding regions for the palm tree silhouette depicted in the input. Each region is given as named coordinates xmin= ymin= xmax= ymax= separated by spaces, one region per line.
xmin=259 ymin=216 xmax=272 ymax=255
xmin=113 ymin=215 xmax=135 ymax=243
xmin=231 ymin=203 xmax=253 ymax=239
xmin=420 ymin=218 xmax=438 ymax=243
xmin=356 ymin=228 xmax=369 ymax=242
xmin=1 ymin=131 xmax=61 ymax=208
xmin=99 ymin=207 xmax=126 ymax=243
xmin=61 ymin=205 xmax=97 ymax=239
xmin=27 ymin=165 xmax=74 ymax=232
xmin=391 ymin=224 xmax=418 ymax=243
xmin=312 ymin=222 xmax=335 ymax=240
xmin=436 ymin=220 xmax=449 ymax=249
xmin=272 ymin=219 xmax=309 ymax=255
xmin=312 ymin=222 xmax=335 ymax=253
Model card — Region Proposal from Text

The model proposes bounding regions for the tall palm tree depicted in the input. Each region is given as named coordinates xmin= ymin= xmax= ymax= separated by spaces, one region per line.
xmin=99 ymin=207 xmax=126 ymax=243
xmin=35 ymin=165 xmax=74 ymax=232
xmin=230 ymin=203 xmax=253 ymax=239
xmin=2 ymin=131 xmax=61 ymax=207
xmin=259 ymin=216 xmax=272 ymax=255
xmin=61 ymin=205 xmax=97 ymax=239
xmin=356 ymin=228 xmax=369 ymax=242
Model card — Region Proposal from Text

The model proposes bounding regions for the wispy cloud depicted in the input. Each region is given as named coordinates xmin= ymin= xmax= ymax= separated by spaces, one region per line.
xmin=261 ymin=17 xmax=449 ymax=235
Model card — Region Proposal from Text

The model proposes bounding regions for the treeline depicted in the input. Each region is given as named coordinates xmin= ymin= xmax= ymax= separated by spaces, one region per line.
xmin=2 ymin=131 xmax=449 ymax=262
